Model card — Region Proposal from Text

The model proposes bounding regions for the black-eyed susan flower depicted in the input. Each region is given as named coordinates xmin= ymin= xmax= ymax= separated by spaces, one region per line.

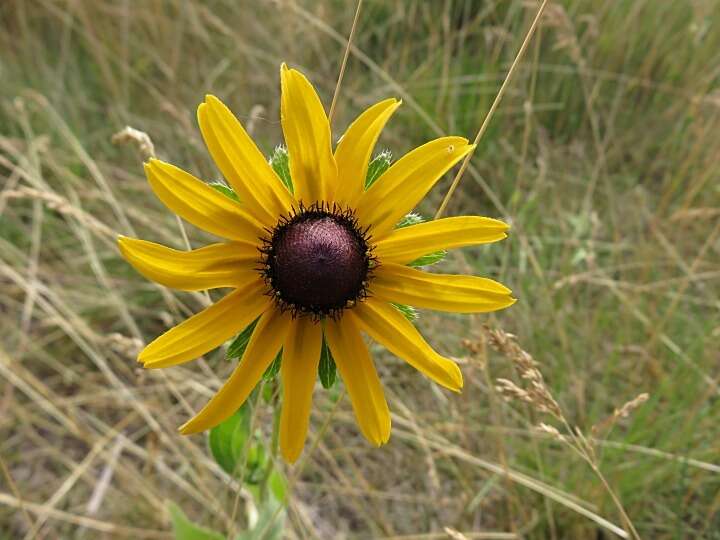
xmin=118 ymin=64 xmax=515 ymax=462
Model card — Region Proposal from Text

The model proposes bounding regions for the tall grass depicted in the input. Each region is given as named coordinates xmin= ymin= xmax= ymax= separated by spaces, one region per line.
xmin=1 ymin=1 xmax=719 ymax=538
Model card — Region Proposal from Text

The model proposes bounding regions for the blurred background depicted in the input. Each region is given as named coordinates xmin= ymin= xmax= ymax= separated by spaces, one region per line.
xmin=1 ymin=1 xmax=719 ymax=538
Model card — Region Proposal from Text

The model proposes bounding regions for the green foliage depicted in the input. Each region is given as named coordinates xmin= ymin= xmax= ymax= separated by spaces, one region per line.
xmin=208 ymin=406 xmax=263 ymax=477
xmin=227 ymin=318 xmax=259 ymax=359
xmin=394 ymin=213 xmax=447 ymax=266
xmin=318 ymin=336 xmax=337 ymax=389
xmin=395 ymin=212 xmax=424 ymax=228
xmin=167 ymin=501 xmax=225 ymax=540
xmin=168 ymin=484 xmax=286 ymax=540
xmin=269 ymin=145 xmax=293 ymax=193
xmin=262 ymin=352 xmax=282 ymax=381
xmin=364 ymin=149 xmax=392 ymax=188
xmin=205 ymin=403 xmax=287 ymax=540
xmin=392 ymin=302 xmax=418 ymax=322
xmin=268 ymin=469 xmax=287 ymax=504
xmin=227 ymin=319 xmax=282 ymax=381
xmin=408 ymin=249 xmax=447 ymax=267
xmin=234 ymin=498 xmax=285 ymax=540
xmin=209 ymin=182 xmax=240 ymax=202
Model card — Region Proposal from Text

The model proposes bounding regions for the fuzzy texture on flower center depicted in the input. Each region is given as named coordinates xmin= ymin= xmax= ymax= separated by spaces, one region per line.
xmin=260 ymin=204 xmax=373 ymax=318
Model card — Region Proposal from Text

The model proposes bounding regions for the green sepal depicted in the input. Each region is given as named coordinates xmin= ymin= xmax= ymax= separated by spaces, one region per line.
xmin=228 ymin=319 xmax=282 ymax=382
xmin=227 ymin=318 xmax=259 ymax=359
xmin=392 ymin=302 xmax=418 ymax=322
xmin=269 ymin=146 xmax=293 ymax=193
xmin=393 ymin=213 xmax=447 ymax=266
xmin=408 ymin=249 xmax=447 ymax=267
xmin=365 ymin=150 xmax=392 ymax=188
xmin=263 ymin=350 xmax=282 ymax=381
xmin=209 ymin=181 xmax=239 ymax=202
xmin=395 ymin=212 xmax=424 ymax=228
xmin=318 ymin=336 xmax=337 ymax=389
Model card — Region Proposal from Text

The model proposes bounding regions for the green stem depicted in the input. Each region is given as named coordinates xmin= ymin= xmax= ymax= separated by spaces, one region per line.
xmin=259 ymin=380 xmax=281 ymax=502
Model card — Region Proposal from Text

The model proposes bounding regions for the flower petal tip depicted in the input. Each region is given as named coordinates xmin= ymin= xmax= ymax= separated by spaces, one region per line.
xmin=497 ymin=220 xmax=511 ymax=232
xmin=451 ymin=375 xmax=464 ymax=393
xmin=137 ymin=351 xmax=163 ymax=369
xmin=177 ymin=421 xmax=196 ymax=435
xmin=205 ymin=94 xmax=224 ymax=108
xmin=281 ymin=448 xmax=302 ymax=464
xmin=143 ymin=158 xmax=162 ymax=175
xmin=140 ymin=360 xmax=167 ymax=370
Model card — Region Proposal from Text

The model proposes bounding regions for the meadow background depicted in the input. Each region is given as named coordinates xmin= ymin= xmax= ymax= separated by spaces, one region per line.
xmin=1 ymin=0 xmax=719 ymax=538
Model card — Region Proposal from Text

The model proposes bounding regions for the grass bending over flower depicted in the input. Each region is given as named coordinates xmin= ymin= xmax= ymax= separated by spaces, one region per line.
xmin=118 ymin=63 xmax=515 ymax=463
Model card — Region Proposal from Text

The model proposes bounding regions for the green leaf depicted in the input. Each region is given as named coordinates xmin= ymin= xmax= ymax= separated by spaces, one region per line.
xmin=234 ymin=498 xmax=285 ymax=540
xmin=268 ymin=469 xmax=287 ymax=504
xmin=167 ymin=501 xmax=225 ymax=540
xmin=209 ymin=181 xmax=239 ymax=202
xmin=227 ymin=318 xmax=259 ymax=359
xmin=208 ymin=407 xmax=251 ymax=475
xmin=229 ymin=319 xmax=281 ymax=380
xmin=408 ymin=249 xmax=447 ymax=267
xmin=395 ymin=212 xmax=424 ymax=229
xmin=318 ymin=337 xmax=337 ymax=389
xmin=269 ymin=146 xmax=293 ymax=193
xmin=392 ymin=302 xmax=418 ymax=322
xmin=245 ymin=430 xmax=267 ymax=483
xmin=262 ymin=350 xmax=282 ymax=381
xmin=365 ymin=150 xmax=392 ymax=188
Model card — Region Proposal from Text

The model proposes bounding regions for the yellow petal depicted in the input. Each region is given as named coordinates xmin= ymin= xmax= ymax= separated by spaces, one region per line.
xmin=352 ymin=299 xmax=463 ymax=391
xmin=333 ymin=98 xmax=401 ymax=208
xmin=145 ymin=159 xmax=265 ymax=241
xmin=198 ymin=96 xmax=294 ymax=227
xmin=375 ymin=216 xmax=508 ymax=265
xmin=325 ymin=316 xmax=391 ymax=446
xmin=118 ymin=236 xmax=258 ymax=291
xmin=279 ymin=317 xmax=322 ymax=463
xmin=280 ymin=64 xmax=338 ymax=203
xmin=180 ymin=307 xmax=292 ymax=434
xmin=139 ymin=278 xmax=270 ymax=369
xmin=355 ymin=137 xmax=474 ymax=238
xmin=372 ymin=263 xmax=515 ymax=313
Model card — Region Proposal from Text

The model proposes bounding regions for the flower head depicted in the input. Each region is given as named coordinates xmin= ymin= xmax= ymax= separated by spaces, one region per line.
xmin=119 ymin=64 xmax=515 ymax=462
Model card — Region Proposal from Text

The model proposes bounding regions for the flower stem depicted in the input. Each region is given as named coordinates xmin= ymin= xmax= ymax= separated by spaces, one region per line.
xmin=259 ymin=380 xmax=281 ymax=502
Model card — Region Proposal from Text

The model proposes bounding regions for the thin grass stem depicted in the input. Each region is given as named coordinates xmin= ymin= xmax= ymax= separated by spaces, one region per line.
xmin=328 ymin=0 xmax=363 ymax=125
xmin=435 ymin=0 xmax=549 ymax=219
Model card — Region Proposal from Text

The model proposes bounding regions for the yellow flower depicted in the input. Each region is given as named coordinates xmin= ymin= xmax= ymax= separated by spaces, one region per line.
xmin=118 ymin=64 xmax=515 ymax=462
